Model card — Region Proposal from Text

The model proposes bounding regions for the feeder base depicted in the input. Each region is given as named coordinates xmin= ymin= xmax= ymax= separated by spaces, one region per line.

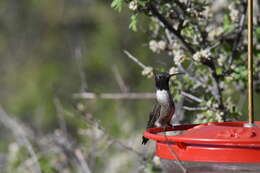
xmin=161 ymin=159 xmax=260 ymax=173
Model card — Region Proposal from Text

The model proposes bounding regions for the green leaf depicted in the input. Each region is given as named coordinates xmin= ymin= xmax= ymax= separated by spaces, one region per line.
xmin=111 ymin=0 xmax=124 ymax=12
xmin=216 ymin=68 xmax=223 ymax=75
xmin=129 ymin=14 xmax=138 ymax=31
xmin=223 ymin=14 xmax=233 ymax=32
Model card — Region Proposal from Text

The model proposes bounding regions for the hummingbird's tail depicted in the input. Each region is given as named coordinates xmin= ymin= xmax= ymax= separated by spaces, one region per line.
xmin=142 ymin=136 xmax=149 ymax=145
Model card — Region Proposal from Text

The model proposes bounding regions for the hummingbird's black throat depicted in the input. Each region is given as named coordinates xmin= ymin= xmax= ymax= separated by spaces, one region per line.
xmin=155 ymin=72 xmax=171 ymax=90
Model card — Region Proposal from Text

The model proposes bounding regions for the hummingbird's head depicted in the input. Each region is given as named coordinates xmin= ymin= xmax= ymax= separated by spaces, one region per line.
xmin=155 ymin=72 xmax=182 ymax=90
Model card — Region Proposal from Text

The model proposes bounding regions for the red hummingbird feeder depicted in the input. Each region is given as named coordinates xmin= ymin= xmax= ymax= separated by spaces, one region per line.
xmin=144 ymin=122 xmax=260 ymax=173
xmin=143 ymin=0 xmax=260 ymax=172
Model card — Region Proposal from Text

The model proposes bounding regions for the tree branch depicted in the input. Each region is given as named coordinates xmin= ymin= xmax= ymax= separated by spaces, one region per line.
xmin=73 ymin=92 xmax=156 ymax=99
xmin=183 ymin=106 xmax=207 ymax=111
xmin=0 ymin=108 xmax=42 ymax=173
xmin=123 ymin=50 xmax=147 ymax=69
xmin=148 ymin=3 xmax=195 ymax=54
xmin=181 ymin=91 xmax=203 ymax=103
xmin=112 ymin=65 xmax=129 ymax=93
xmin=228 ymin=1 xmax=247 ymax=66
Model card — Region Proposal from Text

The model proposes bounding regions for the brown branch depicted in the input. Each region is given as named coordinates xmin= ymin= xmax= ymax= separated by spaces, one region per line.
xmin=74 ymin=149 xmax=92 ymax=173
xmin=112 ymin=65 xmax=129 ymax=93
xmin=73 ymin=92 xmax=156 ymax=100
xmin=229 ymin=1 xmax=247 ymax=66
xmin=181 ymin=91 xmax=203 ymax=103
xmin=183 ymin=106 xmax=207 ymax=111
xmin=123 ymin=50 xmax=147 ymax=69
xmin=74 ymin=46 xmax=88 ymax=92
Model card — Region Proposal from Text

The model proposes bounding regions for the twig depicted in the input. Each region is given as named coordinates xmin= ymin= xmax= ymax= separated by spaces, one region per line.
xmin=123 ymin=50 xmax=147 ymax=69
xmin=181 ymin=91 xmax=203 ymax=103
xmin=53 ymin=130 xmax=92 ymax=173
xmin=112 ymin=65 xmax=129 ymax=93
xmin=74 ymin=149 xmax=92 ymax=173
xmin=177 ymin=64 xmax=207 ymax=88
xmin=112 ymin=140 xmax=146 ymax=160
xmin=83 ymin=116 xmax=146 ymax=160
xmin=0 ymin=108 xmax=42 ymax=173
xmin=183 ymin=106 xmax=207 ymax=111
xmin=74 ymin=46 xmax=88 ymax=92
xmin=54 ymin=98 xmax=68 ymax=134
xmin=74 ymin=91 xmax=204 ymax=104
xmin=73 ymin=92 xmax=156 ymax=100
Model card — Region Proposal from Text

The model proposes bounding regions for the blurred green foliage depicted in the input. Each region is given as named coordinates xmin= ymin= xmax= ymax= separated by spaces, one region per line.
xmin=0 ymin=0 xmax=156 ymax=130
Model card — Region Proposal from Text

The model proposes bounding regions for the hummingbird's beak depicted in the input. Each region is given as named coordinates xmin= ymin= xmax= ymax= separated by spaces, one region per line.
xmin=169 ymin=72 xmax=184 ymax=77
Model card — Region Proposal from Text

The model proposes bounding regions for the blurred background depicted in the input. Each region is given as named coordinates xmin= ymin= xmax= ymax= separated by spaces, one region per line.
xmin=0 ymin=1 xmax=160 ymax=173
xmin=0 ymin=0 xmax=259 ymax=173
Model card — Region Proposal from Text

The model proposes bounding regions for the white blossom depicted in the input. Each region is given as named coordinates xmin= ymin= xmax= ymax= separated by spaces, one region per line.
xmin=200 ymin=6 xmax=212 ymax=18
xmin=193 ymin=34 xmax=203 ymax=45
xmin=179 ymin=0 xmax=187 ymax=3
xmin=216 ymin=111 xmax=224 ymax=122
xmin=257 ymin=43 xmax=260 ymax=50
xmin=149 ymin=40 xmax=167 ymax=53
xmin=217 ymin=54 xmax=226 ymax=66
xmin=76 ymin=103 xmax=85 ymax=111
xmin=230 ymin=10 xmax=239 ymax=22
xmin=226 ymin=74 xmax=235 ymax=82
xmin=129 ymin=0 xmax=138 ymax=11
xmin=149 ymin=40 xmax=159 ymax=53
xmin=228 ymin=3 xmax=239 ymax=22
xmin=213 ymin=103 xmax=219 ymax=109
xmin=193 ymin=49 xmax=211 ymax=62
xmin=157 ymin=40 xmax=167 ymax=50
xmin=208 ymin=27 xmax=224 ymax=41
xmin=169 ymin=42 xmax=186 ymax=64
xmin=174 ymin=53 xmax=186 ymax=65
xmin=141 ymin=66 xmax=154 ymax=78
xmin=170 ymin=41 xmax=181 ymax=54
xmin=169 ymin=67 xmax=179 ymax=75
xmin=206 ymin=100 xmax=213 ymax=107
xmin=219 ymin=81 xmax=225 ymax=89
xmin=183 ymin=19 xmax=189 ymax=26
xmin=151 ymin=17 xmax=160 ymax=35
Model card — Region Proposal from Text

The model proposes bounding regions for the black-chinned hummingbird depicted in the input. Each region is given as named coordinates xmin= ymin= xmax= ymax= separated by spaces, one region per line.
xmin=142 ymin=72 xmax=182 ymax=145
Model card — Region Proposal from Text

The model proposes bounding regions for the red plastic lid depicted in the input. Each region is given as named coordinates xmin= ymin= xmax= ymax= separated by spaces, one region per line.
xmin=144 ymin=121 xmax=260 ymax=163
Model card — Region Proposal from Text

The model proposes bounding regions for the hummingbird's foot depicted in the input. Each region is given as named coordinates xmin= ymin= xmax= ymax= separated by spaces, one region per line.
xmin=167 ymin=123 xmax=173 ymax=127
xmin=155 ymin=121 xmax=162 ymax=127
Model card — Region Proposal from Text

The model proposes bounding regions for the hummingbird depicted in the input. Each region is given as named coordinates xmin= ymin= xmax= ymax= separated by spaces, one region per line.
xmin=142 ymin=72 xmax=181 ymax=145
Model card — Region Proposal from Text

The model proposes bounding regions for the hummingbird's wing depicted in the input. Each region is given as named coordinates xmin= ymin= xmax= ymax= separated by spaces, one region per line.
xmin=146 ymin=103 xmax=161 ymax=129
xmin=142 ymin=103 xmax=161 ymax=145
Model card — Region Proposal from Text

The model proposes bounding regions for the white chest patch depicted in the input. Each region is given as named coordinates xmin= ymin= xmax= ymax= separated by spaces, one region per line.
xmin=156 ymin=90 xmax=169 ymax=105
